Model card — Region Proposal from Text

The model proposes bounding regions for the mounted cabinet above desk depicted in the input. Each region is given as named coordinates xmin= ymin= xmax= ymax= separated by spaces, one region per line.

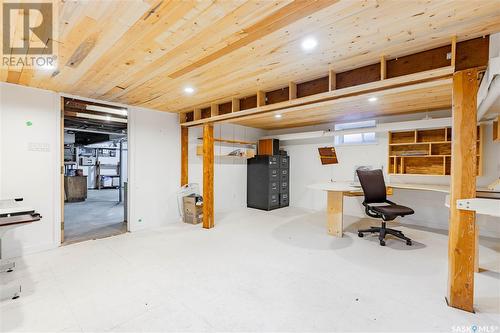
xmin=388 ymin=125 xmax=483 ymax=176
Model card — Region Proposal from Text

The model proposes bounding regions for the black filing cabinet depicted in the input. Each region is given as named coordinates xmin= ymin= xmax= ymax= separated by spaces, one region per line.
xmin=247 ymin=155 xmax=289 ymax=210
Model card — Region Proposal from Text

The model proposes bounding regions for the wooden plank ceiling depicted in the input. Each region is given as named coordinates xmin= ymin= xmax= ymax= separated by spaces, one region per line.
xmin=3 ymin=0 xmax=500 ymax=116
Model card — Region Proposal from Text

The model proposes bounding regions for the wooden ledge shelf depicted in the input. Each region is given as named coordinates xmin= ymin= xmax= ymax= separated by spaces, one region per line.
xmin=178 ymin=36 xmax=489 ymax=129
xmin=196 ymin=137 xmax=256 ymax=146
xmin=179 ymin=66 xmax=453 ymax=127
xmin=195 ymin=144 xmax=255 ymax=159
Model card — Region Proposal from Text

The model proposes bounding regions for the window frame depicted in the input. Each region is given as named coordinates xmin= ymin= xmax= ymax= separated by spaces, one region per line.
xmin=333 ymin=120 xmax=378 ymax=146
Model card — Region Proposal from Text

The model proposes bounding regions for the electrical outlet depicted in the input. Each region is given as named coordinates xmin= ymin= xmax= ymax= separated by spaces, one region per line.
xmin=28 ymin=142 xmax=50 ymax=152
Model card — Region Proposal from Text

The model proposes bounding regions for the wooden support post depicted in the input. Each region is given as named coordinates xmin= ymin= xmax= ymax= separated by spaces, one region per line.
xmin=231 ymin=97 xmax=240 ymax=113
xmin=257 ymin=90 xmax=266 ymax=107
xmin=447 ymin=68 xmax=478 ymax=313
xmin=193 ymin=108 xmax=201 ymax=121
xmin=179 ymin=112 xmax=187 ymax=124
xmin=451 ymin=36 xmax=457 ymax=69
xmin=210 ymin=103 xmax=218 ymax=117
xmin=329 ymin=69 xmax=336 ymax=91
xmin=380 ymin=56 xmax=387 ymax=80
xmin=327 ymin=191 xmax=343 ymax=237
xmin=289 ymin=82 xmax=297 ymax=100
xmin=181 ymin=126 xmax=189 ymax=186
xmin=203 ymin=123 xmax=214 ymax=229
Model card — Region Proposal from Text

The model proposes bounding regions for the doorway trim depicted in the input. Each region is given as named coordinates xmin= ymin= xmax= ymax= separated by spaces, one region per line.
xmin=60 ymin=95 xmax=130 ymax=244
xmin=60 ymin=97 xmax=65 ymax=242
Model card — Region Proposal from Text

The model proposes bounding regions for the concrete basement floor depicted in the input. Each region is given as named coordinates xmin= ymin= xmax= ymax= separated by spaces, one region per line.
xmin=64 ymin=189 xmax=126 ymax=244
xmin=1 ymin=207 xmax=499 ymax=332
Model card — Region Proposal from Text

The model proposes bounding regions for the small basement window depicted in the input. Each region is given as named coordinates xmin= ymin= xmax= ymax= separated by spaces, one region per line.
xmin=334 ymin=120 xmax=377 ymax=145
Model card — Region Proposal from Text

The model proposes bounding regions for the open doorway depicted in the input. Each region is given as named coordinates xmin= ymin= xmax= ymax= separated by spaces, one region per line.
xmin=61 ymin=97 xmax=128 ymax=245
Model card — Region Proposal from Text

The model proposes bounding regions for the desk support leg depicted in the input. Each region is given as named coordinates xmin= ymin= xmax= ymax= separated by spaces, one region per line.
xmin=327 ymin=191 xmax=343 ymax=237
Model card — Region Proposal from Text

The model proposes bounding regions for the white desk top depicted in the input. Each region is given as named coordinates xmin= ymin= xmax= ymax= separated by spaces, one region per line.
xmin=456 ymin=198 xmax=500 ymax=217
xmin=308 ymin=181 xmax=496 ymax=194
xmin=308 ymin=181 xmax=451 ymax=193
xmin=308 ymin=182 xmax=361 ymax=192
xmin=389 ymin=183 xmax=450 ymax=193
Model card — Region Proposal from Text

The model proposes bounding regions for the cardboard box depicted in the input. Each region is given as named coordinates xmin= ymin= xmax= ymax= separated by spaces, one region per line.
xmin=183 ymin=194 xmax=203 ymax=224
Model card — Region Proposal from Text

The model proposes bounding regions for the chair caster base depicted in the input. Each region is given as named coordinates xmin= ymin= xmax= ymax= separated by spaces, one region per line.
xmin=358 ymin=225 xmax=412 ymax=247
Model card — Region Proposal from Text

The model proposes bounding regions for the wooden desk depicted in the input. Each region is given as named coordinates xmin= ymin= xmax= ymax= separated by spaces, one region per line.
xmin=309 ymin=181 xmax=499 ymax=273
xmin=308 ymin=182 xmax=360 ymax=237
xmin=308 ymin=181 xmax=497 ymax=237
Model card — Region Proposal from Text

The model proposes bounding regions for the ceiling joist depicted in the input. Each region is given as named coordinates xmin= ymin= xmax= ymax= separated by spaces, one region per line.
xmin=178 ymin=35 xmax=488 ymax=129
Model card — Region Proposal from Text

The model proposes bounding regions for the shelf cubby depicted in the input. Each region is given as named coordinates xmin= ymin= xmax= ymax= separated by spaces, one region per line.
xmin=389 ymin=143 xmax=429 ymax=157
xmin=402 ymin=156 xmax=445 ymax=175
xmin=389 ymin=157 xmax=396 ymax=174
xmin=416 ymin=128 xmax=446 ymax=142
xmin=430 ymin=142 xmax=451 ymax=156
xmin=389 ymin=131 xmax=415 ymax=144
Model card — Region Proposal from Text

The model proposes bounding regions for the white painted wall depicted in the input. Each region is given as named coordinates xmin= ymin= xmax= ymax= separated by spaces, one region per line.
xmin=127 ymin=107 xmax=180 ymax=231
xmin=188 ymin=124 xmax=265 ymax=213
xmin=0 ymin=84 xmax=183 ymax=258
xmin=0 ymin=83 xmax=61 ymax=258
xmin=270 ymin=116 xmax=500 ymax=237
xmin=490 ymin=32 xmax=500 ymax=58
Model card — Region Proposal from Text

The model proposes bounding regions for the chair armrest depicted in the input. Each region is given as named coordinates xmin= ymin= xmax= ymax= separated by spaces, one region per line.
xmin=363 ymin=203 xmax=381 ymax=218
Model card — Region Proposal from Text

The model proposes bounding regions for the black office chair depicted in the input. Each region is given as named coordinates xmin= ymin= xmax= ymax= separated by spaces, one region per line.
xmin=356 ymin=169 xmax=414 ymax=246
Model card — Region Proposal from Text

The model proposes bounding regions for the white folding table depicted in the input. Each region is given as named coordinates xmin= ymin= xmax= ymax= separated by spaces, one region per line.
xmin=0 ymin=199 xmax=41 ymax=300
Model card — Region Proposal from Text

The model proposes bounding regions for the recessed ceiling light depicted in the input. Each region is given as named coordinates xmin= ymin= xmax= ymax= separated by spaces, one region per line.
xmin=301 ymin=37 xmax=318 ymax=51
xmin=183 ymin=86 xmax=195 ymax=95
xmin=368 ymin=96 xmax=378 ymax=102
xmin=274 ymin=114 xmax=282 ymax=119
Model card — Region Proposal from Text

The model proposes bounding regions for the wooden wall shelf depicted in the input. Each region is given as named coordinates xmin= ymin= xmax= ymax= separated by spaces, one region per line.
xmin=388 ymin=126 xmax=483 ymax=176
xmin=195 ymin=145 xmax=255 ymax=159
xmin=196 ymin=137 xmax=256 ymax=146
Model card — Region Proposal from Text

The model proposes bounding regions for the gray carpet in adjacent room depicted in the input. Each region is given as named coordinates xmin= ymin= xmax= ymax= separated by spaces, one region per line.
xmin=64 ymin=189 xmax=126 ymax=244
